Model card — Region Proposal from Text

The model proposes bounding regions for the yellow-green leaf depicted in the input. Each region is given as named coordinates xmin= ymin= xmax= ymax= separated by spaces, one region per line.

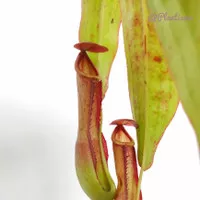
xmin=79 ymin=0 xmax=121 ymax=94
xmin=147 ymin=0 xmax=200 ymax=148
xmin=120 ymin=0 xmax=179 ymax=170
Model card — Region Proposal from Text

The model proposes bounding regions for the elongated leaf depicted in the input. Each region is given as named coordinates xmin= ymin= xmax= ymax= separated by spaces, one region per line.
xmin=79 ymin=0 xmax=121 ymax=94
xmin=75 ymin=43 xmax=116 ymax=200
xmin=147 ymin=0 xmax=200 ymax=148
xmin=120 ymin=0 xmax=179 ymax=170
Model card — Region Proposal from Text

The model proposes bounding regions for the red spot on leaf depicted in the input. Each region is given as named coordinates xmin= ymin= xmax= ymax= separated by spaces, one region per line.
xmin=144 ymin=35 xmax=146 ymax=54
xmin=153 ymin=56 xmax=162 ymax=63
xmin=135 ymin=54 xmax=140 ymax=61
xmin=134 ymin=16 xmax=140 ymax=26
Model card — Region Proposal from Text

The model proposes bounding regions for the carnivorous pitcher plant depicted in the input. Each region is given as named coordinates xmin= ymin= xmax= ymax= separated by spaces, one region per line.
xmin=74 ymin=0 xmax=200 ymax=199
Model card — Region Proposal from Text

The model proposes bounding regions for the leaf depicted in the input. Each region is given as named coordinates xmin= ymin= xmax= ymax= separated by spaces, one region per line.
xmin=75 ymin=43 xmax=116 ymax=200
xmin=79 ymin=0 xmax=121 ymax=94
xmin=119 ymin=0 xmax=179 ymax=170
xmin=147 ymin=0 xmax=200 ymax=148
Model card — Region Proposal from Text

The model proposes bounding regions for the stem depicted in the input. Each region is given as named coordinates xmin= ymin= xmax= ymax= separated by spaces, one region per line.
xmin=136 ymin=168 xmax=143 ymax=200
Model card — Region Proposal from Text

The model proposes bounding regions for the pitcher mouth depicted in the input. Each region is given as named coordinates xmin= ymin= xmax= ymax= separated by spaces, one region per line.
xmin=74 ymin=42 xmax=108 ymax=80
xmin=111 ymin=119 xmax=138 ymax=146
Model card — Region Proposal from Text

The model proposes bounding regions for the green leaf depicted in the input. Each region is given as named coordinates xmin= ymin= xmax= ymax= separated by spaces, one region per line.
xmin=79 ymin=0 xmax=121 ymax=94
xmin=147 ymin=0 xmax=200 ymax=148
xmin=120 ymin=0 xmax=179 ymax=170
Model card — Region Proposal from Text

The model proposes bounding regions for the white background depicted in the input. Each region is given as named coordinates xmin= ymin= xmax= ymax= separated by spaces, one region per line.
xmin=0 ymin=0 xmax=200 ymax=199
